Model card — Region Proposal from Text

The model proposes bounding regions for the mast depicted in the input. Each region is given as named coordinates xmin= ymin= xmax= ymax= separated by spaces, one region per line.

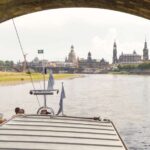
xmin=23 ymin=53 xmax=28 ymax=72
xmin=38 ymin=49 xmax=47 ymax=107
xmin=30 ymin=50 xmax=59 ymax=115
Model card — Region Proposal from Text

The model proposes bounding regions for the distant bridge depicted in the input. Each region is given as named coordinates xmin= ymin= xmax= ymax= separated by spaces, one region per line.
xmin=30 ymin=66 xmax=79 ymax=74
xmin=48 ymin=66 xmax=78 ymax=73
xmin=0 ymin=65 xmax=78 ymax=73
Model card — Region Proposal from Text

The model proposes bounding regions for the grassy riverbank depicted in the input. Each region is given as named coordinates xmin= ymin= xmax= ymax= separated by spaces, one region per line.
xmin=0 ymin=72 xmax=80 ymax=85
xmin=109 ymin=70 xmax=150 ymax=75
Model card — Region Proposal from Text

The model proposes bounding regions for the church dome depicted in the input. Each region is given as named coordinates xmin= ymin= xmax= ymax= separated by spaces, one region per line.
xmin=68 ymin=45 xmax=77 ymax=63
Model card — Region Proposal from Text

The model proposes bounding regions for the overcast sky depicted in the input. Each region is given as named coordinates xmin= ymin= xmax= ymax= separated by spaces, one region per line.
xmin=0 ymin=8 xmax=150 ymax=63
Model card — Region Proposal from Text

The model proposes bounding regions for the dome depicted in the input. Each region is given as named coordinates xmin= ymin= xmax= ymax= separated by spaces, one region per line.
xmin=67 ymin=45 xmax=77 ymax=63
xmin=88 ymin=51 xmax=91 ymax=57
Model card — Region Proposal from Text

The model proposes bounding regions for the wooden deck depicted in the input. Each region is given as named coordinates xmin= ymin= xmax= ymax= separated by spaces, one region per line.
xmin=0 ymin=115 xmax=127 ymax=150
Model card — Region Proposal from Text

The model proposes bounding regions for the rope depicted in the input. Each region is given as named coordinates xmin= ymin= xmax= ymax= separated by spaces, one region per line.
xmin=12 ymin=18 xmax=41 ymax=107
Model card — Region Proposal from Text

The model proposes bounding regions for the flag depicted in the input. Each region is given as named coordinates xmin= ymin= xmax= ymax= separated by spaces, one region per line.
xmin=47 ymin=70 xmax=54 ymax=90
xmin=56 ymin=83 xmax=66 ymax=115
xmin=38 ymin=49 xmax=44 ymax=54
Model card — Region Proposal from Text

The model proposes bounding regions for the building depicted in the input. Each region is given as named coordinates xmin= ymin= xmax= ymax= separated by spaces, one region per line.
xmin=99 ymin=58 xmax=109 ymax=69
xmin=79 ymin=52 xmax=109 ymax=69
xmin=112 ymin=41 xmax=117 ymax=64
xmin=118 ymin=51 xmax=141 ymax=64
xmin=79 ymin=52 xmax=99 ymax=68
xmin=112 ymin=40 xmax=149 ymax=64
xmin=65 ymin=45 xmax=109 ymax=70
xmin=65 ymin=45 xmax=77 ymax=64
xmin=143 ymin=40 xmax=149 ymax=61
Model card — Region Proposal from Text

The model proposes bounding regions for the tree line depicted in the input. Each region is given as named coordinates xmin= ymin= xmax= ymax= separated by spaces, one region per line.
xmin=118 ymin=62 xmax=150 ymax=71
xmin=0 ymin=60 xmax=14 ymax=70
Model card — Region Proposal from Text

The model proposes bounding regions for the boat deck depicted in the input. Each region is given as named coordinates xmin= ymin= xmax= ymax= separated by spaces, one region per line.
xmin=0 ymin=115 xmax=127 ymax=150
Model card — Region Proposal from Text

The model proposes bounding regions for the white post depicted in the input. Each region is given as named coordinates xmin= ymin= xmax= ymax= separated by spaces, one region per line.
xmin=62 ymin=82 xmax=64 ymax=116
xmin=43 ymin=53 xmax=47 ymax=107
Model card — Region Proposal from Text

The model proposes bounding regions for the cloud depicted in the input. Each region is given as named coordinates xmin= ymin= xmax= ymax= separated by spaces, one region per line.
xmin=90 ymin=28 xmax=118 ymax=61
xmin=119 ymin=42 xmax=144 ymax=55
xmin=0 ymin=8 xmax=149 ymax=63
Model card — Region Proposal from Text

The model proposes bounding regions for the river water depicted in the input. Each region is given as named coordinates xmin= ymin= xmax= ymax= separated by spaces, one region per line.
xmin=0 ymin=74 xmax=150 ymax=149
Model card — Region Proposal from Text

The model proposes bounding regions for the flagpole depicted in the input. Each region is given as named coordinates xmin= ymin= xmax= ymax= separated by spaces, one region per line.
xmin=38 ymin=49 xmax=47 ymax=107
xmin=43 ymin=52 xmax=47 ymax=107
xmin=62 ymin=82 xmax=64 ymax=116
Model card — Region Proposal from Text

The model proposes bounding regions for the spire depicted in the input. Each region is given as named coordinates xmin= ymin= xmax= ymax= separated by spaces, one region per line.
xmin=113 ymin=41 xmax=117 ymax=64
xmin=71 ymin=45 xmax=74 ymax=51
xmin=143 ymin=39 xmax=149 ymax=61
xmin=114 ymin=40 xmax=117 ymax=47
xmin=144 ymin=39 xmax=147 ymax=49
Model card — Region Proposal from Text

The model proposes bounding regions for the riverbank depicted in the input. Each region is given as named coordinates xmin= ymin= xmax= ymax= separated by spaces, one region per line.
xmin=0 ymin=72 xmax=80 ymax=85
xmin=109 ymin=70 xmax=150 ymax=75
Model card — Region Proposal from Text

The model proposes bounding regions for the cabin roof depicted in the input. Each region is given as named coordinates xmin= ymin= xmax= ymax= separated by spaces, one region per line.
xmin=0 ymin=115 xmax=127 ymax=150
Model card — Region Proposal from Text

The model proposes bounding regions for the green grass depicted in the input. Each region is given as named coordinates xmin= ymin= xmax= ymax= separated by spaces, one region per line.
xmin=0 ymin=72 xmax=79 ymax=85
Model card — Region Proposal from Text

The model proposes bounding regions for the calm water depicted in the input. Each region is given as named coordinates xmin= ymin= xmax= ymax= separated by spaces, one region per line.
xmin=0 ymin=74 xmax=150 ymax=149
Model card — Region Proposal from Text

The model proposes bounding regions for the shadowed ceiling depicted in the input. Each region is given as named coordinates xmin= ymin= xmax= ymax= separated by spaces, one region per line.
xmin=0 ymin=0 xmax=150 ymax=23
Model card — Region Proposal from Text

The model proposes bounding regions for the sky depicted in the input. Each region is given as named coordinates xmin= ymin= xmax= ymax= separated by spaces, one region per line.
xmin=0 ymin=8 xmax=150 ymax=63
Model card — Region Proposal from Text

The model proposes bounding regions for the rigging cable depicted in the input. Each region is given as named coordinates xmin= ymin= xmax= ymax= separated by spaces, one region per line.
xmin=12 ymin=18 xmax=41 ymax=107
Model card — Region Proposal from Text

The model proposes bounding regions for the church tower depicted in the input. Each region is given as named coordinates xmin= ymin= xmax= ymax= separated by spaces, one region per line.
xmin=113 ymin=41 xmax=118 ymax=64
xmin=143 ymin=40 xmax=149 ymax=61
xmin=67 ymin=45 xmax=77 ymax=63
xmin=87 ymin=51 xmax=92 ymax=62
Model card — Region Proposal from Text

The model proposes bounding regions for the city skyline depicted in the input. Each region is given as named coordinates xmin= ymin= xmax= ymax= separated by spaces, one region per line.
xmin=0 ymin=8 xmax=149 ymax=63
xmin=6 ymin=39 xmax=150 ymax=64
xmin=0 ymin=40 xmax=148 ymax=64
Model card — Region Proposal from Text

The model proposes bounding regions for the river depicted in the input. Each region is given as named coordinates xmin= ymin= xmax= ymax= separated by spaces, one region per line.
xmin=0 ymin=74 xmax=150 ymax=149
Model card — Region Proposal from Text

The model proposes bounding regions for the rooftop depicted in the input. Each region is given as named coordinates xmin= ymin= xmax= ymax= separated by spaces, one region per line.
xmin=0 ymin=114 xmax=127 ymax=150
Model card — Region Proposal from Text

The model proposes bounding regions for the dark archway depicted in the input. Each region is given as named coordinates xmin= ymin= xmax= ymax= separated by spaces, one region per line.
xmin=0 ymin=0 xmax=150 ymax=23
